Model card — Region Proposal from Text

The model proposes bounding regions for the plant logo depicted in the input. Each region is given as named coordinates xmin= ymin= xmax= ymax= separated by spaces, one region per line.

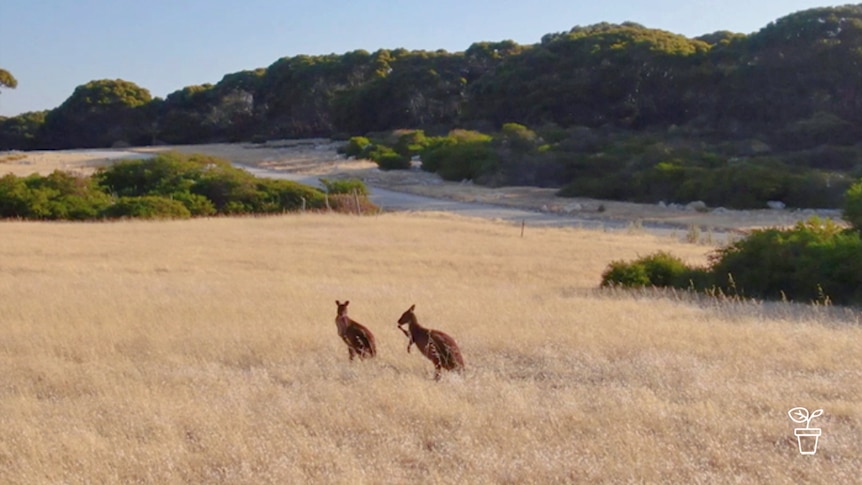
xmin=788 ymin=407 xmax=823 ymax=455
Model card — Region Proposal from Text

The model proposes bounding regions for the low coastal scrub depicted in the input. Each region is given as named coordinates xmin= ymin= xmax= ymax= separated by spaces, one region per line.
xmin=0 ymin=152 xmax=376 ymax=220
xmin=345 ymin=125 xmax=855 ymax=209
xmin=603 ymin=218 xmax=862 ymax=306
xmin=603 ymin=173 xmax=862 ymax=306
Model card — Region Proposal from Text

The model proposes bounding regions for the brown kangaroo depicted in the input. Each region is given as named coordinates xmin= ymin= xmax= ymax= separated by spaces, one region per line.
xmin=335 ymin=300 xmax=376 ymax=360
xmin=397 ymin=304 xmax=464 ymax=380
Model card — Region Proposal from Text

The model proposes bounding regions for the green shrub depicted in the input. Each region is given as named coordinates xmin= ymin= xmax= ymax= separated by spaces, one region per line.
xmin=257 ymin=178 xmax=327 ymax=212
xmin=367 ymin=145 xmax=410 ymax=170
xmin=103 ymin=196 xmax=192 ymax=219
xmin=100 ymin=151 xmax=327 ymax=216
xmin=633 ymin=161 xmax=688 ymax=202
xmin=0 ymin=152 xmax=327 ymax=220
xmin=341 ymin=136 xmax=372 ymax=157
xmin=677 ymin=266 xmax=714 ymax=291
xmin=320 ymin=178 xmax=369 ymax=196
xmin=500 ymin=123 xmax=540 ymax=152
xmin=416 ymin=136 xmax=457 ymax=173
xmin=601 ymin=260 xmax=651 ymax=287
xmin=0 ymin=174 xmax=37 ymax=218
xmin=802 ymin=230 xmax=862 ymax=304
xmin=170 ymin=192 xmax=217 ymax=216
xmin=420 ymin=132 xmax=497 ymax=181
xmin=601 ymin=251 xmax=699 ymax=288
xmin=0 ymin=172 xmax=113 ymax=220
xmin=394 ymin=130 xmax=428 ymax=157
xmin=709 ymin=218 xmax=846 ymax=302
xmin=96 ymin=152 xmax=205 ymax=197
xmin=47 ymin=193 xmax=112 ymax=220
xmin=192 ymin=166 xmax=261 ymax=212
xmin=601 ymin=216 xmax=862 ymax=305
xmin=843 ymin=179 xmax=862 ymax=231
xmin=638 ymin=251 xmax=692 ymax=287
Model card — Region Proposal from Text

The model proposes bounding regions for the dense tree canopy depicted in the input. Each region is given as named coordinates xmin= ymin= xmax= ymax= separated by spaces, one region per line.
xmin=40 ymin=79 xmax=154 ymax=148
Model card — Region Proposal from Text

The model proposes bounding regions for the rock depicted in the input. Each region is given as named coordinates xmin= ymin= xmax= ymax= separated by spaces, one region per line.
xmin=767 ymin=200 xmax=786 ymax=210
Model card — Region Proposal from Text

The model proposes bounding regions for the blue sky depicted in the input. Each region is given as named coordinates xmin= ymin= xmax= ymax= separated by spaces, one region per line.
xmin=0 ymin=0 xmax=845 ymax=116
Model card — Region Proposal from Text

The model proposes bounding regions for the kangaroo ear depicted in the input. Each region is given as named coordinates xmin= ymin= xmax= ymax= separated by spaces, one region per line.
xmin=335 ymin=300 xmax=340 ymax=305
xmin=409 ymin=304 xmax=415 ymax=311
xmin=345 ymin=300 xmax=350 ymax=306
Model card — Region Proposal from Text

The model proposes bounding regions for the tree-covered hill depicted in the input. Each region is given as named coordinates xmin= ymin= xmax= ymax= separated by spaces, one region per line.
xmin=3 ymin=4 xmax=862 ymax=209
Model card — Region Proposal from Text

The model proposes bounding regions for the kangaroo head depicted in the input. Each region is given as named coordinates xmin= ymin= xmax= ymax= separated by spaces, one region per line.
xmin=397 ymin=304 xmax=416 ymax=326
xmin=336 ymin=300 xmax=350 ymax=316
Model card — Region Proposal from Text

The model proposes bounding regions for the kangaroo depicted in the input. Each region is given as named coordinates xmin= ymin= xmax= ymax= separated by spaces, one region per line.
xmin=397 ymin=304 xmax=464 ymax=380
xmin=335 ymin=300 xmax=376 ymax=360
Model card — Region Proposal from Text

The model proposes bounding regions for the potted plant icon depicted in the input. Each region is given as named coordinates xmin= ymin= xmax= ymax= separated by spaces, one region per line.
xmin=788 ymin=407 xmax=823 ymax=455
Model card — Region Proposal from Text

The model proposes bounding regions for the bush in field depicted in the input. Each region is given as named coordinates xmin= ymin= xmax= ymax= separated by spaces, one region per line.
xmin=0 ymin=151 xmax=334 ymax=221
xmin=190 ymin=163 xmax=263 ymax=213
xmin=320 ymin=178 xmax=369 ymax=196
xmin=601 ymin=251 xmax=704 ymax=289
xmin=601 ymin=260 xmax=651 ymax=287
xmin=800 ymin=229 xmax=862 ymax=304
xmin=500 ymin=123 xmax=540 ymax=152
xmin=341 ymin=136 xmax=372 ymax=158
xmin=0 ymin=174 xmax=30 ymax=217
xmin=256 ymin=178 xmax=327 ymax=212
xmin=98 ymin=152 xmax=328 ymax=215
xmin=0 ymin=171 xmax=112 ymax=220
xmin=169 ymin=192 xmax=217 ymax=216
xmin=638 ymin=251 xmax=695 ymax=287
xmin=420 ymin=130 xmax=497 ymax=181
xmin=673 ymin=162 xmax=841 ymax=209
xmin=603 ymin=217 xmax=862 ymax=306
xmin=95 ymin=152 xmax=209 ymax=197
xmin=843 ymin=179 xmax=862 ymax=231
xmin=393 ymin=130 xmax=429 ymax=157
xmin=366 ymin=145 xmax=410 ymax=170
xmin=102 ymin=196 xmax=192 ymax=219
xmin=709 ymin=218 xmax=851 ymax=302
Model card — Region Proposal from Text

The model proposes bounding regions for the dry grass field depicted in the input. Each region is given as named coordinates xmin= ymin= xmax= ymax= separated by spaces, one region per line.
xmin=0 ymin=212 xmax=859 ymax=484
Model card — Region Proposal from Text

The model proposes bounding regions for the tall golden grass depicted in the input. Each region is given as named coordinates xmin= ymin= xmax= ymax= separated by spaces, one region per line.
xmin=0 ymin=213 xmax=859 ymax=484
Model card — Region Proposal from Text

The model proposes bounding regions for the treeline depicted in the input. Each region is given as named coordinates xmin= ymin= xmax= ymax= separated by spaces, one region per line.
xmin=3 ymin=5 xmax=862 ymax=208
xmin=602 ymin=180 xmax=862 ymax=306
xmin=0 ymin=152 xmax=373 ymax=220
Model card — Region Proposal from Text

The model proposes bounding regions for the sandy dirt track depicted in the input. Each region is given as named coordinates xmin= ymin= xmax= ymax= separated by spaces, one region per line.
xmin=1 ymin=139 xmax=842 ymax=234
